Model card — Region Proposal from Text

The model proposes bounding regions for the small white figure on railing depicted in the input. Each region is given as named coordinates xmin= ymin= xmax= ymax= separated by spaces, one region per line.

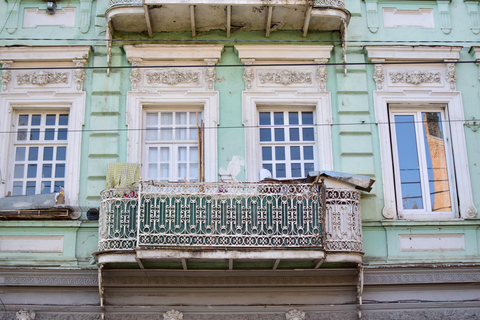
xmin=164 ymin=309 xmax=183 ymax=320
xmin=16 ymin=309 xmax=36 ymax=320
xmin=286 ymin=309 xmax=306 ymax=320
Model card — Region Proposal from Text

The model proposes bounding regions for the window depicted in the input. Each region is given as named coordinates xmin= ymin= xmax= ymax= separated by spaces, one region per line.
xmin=143 ymin=110 xmax=202 ymax=182
xmin=11 ymin=112 xmax=69 ymax=195
xmin=389 ymin=107 xmax=455 ymax=215
xmin=259 ymin=110 xmax=316 ymax=179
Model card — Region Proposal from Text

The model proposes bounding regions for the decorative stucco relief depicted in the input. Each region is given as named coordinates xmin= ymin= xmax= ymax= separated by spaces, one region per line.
xmin=389 ymin=70 xmax=442 ymax=85
xmin=129 ymin=58 xmax=142 ymax=91
xmin=16 ymin=309 xmax=35 ymax=320
xmin=1 ymin=60 xmax=12 ymax=92
xmin=146 ymin=70 xmax=200 ymax=86
xmin=364 ymin=270 xmax=480 ymax=285
xmin=371 ymin=59 xmax=384 ymax=90
xmin=315 ymin=59 xmax=328 ymax=91
xmin=4 ymin=274 xmax=98 ymax=286
xmin=74 ymin=59 xmax=86 ymax=91
xmin=242 ymin=59 xmax=255 ymax=90
xmin=445 ymin=62 xmax=456 ymax=90
xmin=258 ymin=70 xmax=312 ymax=85
xmin=164 ymin=310 xmax=183 ymax=320
xmin=204 ymin=58 xmax=218 ymax=90
xmin=16 ymin=71 xmax=70 ymax=86
xmin=285 ymin=309 xmax=306 ymax=320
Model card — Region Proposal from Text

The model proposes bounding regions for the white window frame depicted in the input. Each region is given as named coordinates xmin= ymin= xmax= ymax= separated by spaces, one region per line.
xmin=142 ymin=108 xmax=203 ymax=182
xmin=243 ymin=91 xmax=333 ymax=182
xmin=0 ymin=92 xmax=86 ymax=206
xmin=126 ymin=91 xmax=219 ymax=182
xmin=374 ymin=91 xmax=476 ymax=219
xmin=388 ymin=105 xmax=457 ymax=219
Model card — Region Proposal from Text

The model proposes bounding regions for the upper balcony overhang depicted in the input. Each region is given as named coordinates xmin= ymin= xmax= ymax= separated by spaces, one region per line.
xmin=95 ymin=175 xmax=369 ymax=271
xmin=106 ymin=0 xmax=350 ymax=38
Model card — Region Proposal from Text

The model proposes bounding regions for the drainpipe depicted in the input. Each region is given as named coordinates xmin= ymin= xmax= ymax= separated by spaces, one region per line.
xmin=357 ymin=264 xmax=364 ymax=319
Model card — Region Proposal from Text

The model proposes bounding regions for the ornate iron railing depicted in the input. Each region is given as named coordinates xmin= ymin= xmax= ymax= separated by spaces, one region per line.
xmin=98 ymin=182 xmax=362 ymax=253
xmin=108 ymin=0 xmax=142 ymax=8
xmin=313 ymin=0 xmax=345 ymax=9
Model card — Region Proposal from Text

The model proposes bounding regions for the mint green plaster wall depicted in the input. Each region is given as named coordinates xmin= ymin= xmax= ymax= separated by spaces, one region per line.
xmin=216 ymin=46 xmax=246 ymax=182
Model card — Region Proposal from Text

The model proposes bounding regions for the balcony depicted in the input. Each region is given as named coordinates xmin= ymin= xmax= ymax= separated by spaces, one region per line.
xmin=95 ymin=180 xmax=363 ymax=270
xmin=106 ymin=0 xmax=350 ymax=38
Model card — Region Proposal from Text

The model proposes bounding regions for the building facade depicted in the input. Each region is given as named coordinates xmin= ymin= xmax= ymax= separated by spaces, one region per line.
xmin=1 ymin=0 xmax=480 ymax=319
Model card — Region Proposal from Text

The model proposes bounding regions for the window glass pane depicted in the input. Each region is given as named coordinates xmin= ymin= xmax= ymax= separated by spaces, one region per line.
xmin=55 ymin=164 xmax=65 ymax=178
xmin=304 ymin=163 xmax=315 ymax=177
xmin=290 ymin=146 xmax=300 ymax=160
xmin=30 ymin=129 xmax=40 ymax=140
xmin=42 ymin=164 xmax=52 ymax=178
xmin=291 ymin=163 xmax=302 ymax=177
xmin=189 ymin=112 xmax=199 ymax=125
xmin=160 ymin=147 xmax=169 ymax=161
xmin=146 ymin=128 xmax=157 ymax=141
xmin=26 ymin=181 xmax=36 ymax=195
xmin=41 ymin=181 xmax=51 ymax=194
xmin=175 ymin=127 xmax=187 ymax=140
xmin=276 ymin=164 xmax=286 ymax=178
xmin=160 ymin=164 xmax=169 ymax=179
xmin=31 ymin=115 xmax=41 ymax=126
xmin=274 ymin=128 xmax=284 ymax=141
xmin=274 ymin=112 xmax=284 ymax=125
xmin=13 ymin=181 xmax=23 ymax=196
xmin=259 ymin=128 xmax=271 ymax=142
xmin=148 ymin=164 xmax=158 ymax=180
xmin=160 ymin=128 xmax=172 ymax=140
xmin=262 ymin=147 xmax=272 ymax=161
xmin=422 ymin=112 xmax=452 ymax=212
xmin=302 ymin=128 xmax=314 ymax=141
xmin=46 ymin=114 xmax=56 ymax=125
xmin=302 ymin=112 xmax=314 ymax=125
xmin=395 ymin=115 xmax=424 ymax=210
xmin=190 ymin=147 xmax=198 ymax=162
xmin=27 ymin=164 xmax=37 ymax=178
xmin=14 ymin=164 xmax=24 ymax=178
xmin=275 ymin=146 xmax=285 ymax=160
xmin=290 ymin=128 xmax=299 ymax=141
xmin=190 ymin=164 xmax=199 ymax=180
xmin=18 ymin=115 xmax=28 ymax=126
xmin=259 ymin=112 xmax=270 ymax=125
xmin=161 ymin=112 xmax=172 ymax=125
xmin=304 ymin=146 xmax=314 ymax=160
xmin=176 ymin=112 xmax=187 ymax=125
xmin=56 ymin=147 xmax=66 ymax=161
xmin=289 ymin=112 xmax=298 ymax=125
xmin=263 ymin=164 xmax=273 ymax=175
xmin=15 ymin=147 xmax=26 ymax=161
xmin=146 ymin=113 xmax=158 ymax=126
xmin=59 ymin=114 xmax=69 ymax=125
xmin=45 ymin=128 xmax=55 ymax=140
xmin=44 ymin=147 xmax=54 ymax=160
xmin=17 ymin=129 xmax=27 ymax=141
xmin=54 ymin=181 xmax=64 ymax=192
xmin=149 ymin=147 xmax=158 ymax=162
xmin=189 ymin=126 xmax=198 ymax=140
xmin=29 ymin=147 xmax=38 ymax=161
xmin=57 ymin=128 xmax=68 ymax=140
xmin=178 ymin=163 xmax=187 ymax=179
xmin=178 ymin=147 xmax=187 ymax=161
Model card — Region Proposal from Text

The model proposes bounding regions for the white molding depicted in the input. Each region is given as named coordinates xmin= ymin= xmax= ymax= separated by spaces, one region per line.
xmin=0 ymin=91 xmax=86 ymax=206
xmin=366 ymin=46 xmax=461 ymax=61
xmin=383 ymin=8 xmax=435 ymax=29
xmin=124 ymin=44 xmax=224 ymax=61
xmin=235 ymin=45 xmax=333 ymax=61
xmin=242 ymin=90 xmax=333 ymax=182
xmin=373 ymin=90 xmax=477 ymax=220
xmin=126 ymin=90 xmax=219 ymax=182
xmin=0 ymin=46 xmax=90 ymax=62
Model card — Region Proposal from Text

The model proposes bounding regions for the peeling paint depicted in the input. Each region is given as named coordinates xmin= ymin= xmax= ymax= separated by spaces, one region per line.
xmin=219 ymin=156 xmax=245 ymax=182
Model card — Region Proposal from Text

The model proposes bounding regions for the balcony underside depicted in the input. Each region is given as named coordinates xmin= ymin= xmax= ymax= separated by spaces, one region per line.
xmin=96 ymin=248 xmax=362 ymax=270
xmin=107 ymin=1 xmax=350 ymax=37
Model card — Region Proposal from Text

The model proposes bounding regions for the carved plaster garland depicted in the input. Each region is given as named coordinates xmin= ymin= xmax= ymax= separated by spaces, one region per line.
xmin=1 ymin=60 xmax=12 ymax=92
xmin=389 ymin=70 xmax=441 ymax=85
xmin=16 ymin=309 xmax=36 ymax=320
xmin=241 ymin=58 xmax=255 ymax=90
xmin=315 ymin=58 xmax=328 ymax=91
xmin=146 ymin=70 xmax=200 ymax=86
xmin=74 ymin=59 xmax=86 ymax=91
xmin=16 ymin=71 xmax=70 ymax=86
xmin=204 ymin=58 xmax=218 ymax=90
xmin=129 ymin=58 xmax=142 ymax=91
xmin=163 ymin=309 xmax=183 ymax=320
xmin=371 ymin=59 xmax=384 ymax=90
